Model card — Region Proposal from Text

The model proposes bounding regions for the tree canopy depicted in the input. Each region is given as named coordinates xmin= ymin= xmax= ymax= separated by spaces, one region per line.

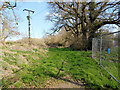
xmin=47 ymin=0 xmax=120 ymax=50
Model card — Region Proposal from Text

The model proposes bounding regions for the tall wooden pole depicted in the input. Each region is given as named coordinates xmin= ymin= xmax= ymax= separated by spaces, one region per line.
xmin=28 ymin=11 xmax=31 ymax=45
xmin=23 ymin=9 xmax=34 ymax=45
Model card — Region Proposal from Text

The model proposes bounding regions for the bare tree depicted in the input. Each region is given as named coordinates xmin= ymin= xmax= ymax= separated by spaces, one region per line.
xmin=47 ymin=0 xmax=120 ymax=50
xmin=0 ymin=1 xmax=19 ymax=45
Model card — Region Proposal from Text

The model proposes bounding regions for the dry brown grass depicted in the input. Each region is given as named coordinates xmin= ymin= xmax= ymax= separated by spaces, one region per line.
xmin=5 ymin=29 xmax=85 ymax=50
xmin=6 ymin=37 xmax=48 ymax=49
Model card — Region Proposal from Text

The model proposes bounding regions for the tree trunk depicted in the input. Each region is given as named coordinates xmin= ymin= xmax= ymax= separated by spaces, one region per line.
xmin=87 ymin=38 xmax=92 ymax=50
xmin=87 ymin=31 xmax=96 ymax=50
xmin=69 ymin=33 xmax=82 ymax=50
xmin=82 ymin=31 xmax=88 ymax=50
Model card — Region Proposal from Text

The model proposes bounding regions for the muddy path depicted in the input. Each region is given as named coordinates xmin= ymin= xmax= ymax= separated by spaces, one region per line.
xmin=44 ymin=77 xmax=86 ymax=89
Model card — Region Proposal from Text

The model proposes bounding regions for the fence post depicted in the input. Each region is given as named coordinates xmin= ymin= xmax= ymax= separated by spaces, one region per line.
xmin=99 ymin=33 xmax=102 ymax=65
xmin=92 ymin=38 xmax=94 ymax=59
xmin=118 ymin=31 xmax=120 ymax=85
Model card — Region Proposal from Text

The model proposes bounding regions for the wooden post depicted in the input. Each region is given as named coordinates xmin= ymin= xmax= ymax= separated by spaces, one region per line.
xmin=28 ymin=11 xmax=31 ymax=45
xmin=23 ymin=9 xmax=34 ymax=45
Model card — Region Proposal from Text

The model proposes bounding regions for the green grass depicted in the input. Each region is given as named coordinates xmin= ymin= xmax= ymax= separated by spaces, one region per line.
xmin=47 ymin=49 xmax=119 ymax=89
xmin=1 ymin=47 xmax=119 ymax=89
xmin=93 ymin=48 xmax=119 ymax=83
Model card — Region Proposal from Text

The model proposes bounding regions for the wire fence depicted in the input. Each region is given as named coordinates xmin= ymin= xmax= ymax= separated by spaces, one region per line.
xmin=92 ymin=31 xmax=120 ymax=84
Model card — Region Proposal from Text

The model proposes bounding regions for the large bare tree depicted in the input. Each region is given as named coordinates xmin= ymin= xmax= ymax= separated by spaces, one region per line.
xmin=47 ymin=0 xmax=120 ymax=50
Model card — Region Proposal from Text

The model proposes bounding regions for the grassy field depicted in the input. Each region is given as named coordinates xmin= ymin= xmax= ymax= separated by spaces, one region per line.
xmin=0 ymin=45 xmax=119 ymax=89
xmin=101 ymin=50 xmax=119 ymax=82
xmin=94 ymin=48 xmax=119 ymax=82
